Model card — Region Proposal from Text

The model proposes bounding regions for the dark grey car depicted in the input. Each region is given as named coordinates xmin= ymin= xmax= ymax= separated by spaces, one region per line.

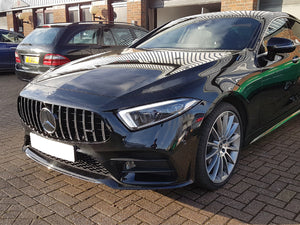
xmin=15 ymin=22 xmax=148 ymax=81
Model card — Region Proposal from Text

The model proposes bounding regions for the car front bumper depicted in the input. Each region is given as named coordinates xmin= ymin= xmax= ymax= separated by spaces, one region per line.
xmin=20 ymin=100 xmax=209 ymax=189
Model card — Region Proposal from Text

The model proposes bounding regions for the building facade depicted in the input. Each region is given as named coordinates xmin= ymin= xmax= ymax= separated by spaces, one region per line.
xmin=0 ymin=0 xmax=300 ymax=36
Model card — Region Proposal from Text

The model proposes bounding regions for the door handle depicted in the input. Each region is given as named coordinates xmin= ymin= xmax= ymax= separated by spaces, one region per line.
xmin=10 ymin=47 xmax=17 ymax=50
xmin=292 ymin=56 xmax=299 ymax=63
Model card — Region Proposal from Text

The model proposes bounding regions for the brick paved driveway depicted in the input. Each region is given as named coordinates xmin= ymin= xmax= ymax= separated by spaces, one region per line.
xmin=0 ymin=73 xmax=299 ymax=225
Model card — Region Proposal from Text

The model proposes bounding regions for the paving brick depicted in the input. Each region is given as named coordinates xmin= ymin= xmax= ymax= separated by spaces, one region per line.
xmin=216 ymin=196 xmax=245 ymax=210
xmin=14 ymin=195 xmax=37 ymax=207
xmin=114 ymin=193 xmax=141 ymax=209
xmin=48 ymin=190 xmax=79 ymax=206
xmin=204 ymin=214 xmax=230 ymax=225
xmin=250 ymin=211 xmax=275 ymax=224
xmin=275 ymin=189 xmax=296 ymax=202
xmin=60 ymin=185 xmax=83 ymax=197
xmin=96 ymin=190 xmax=121 ymax=204
xmin=272 ymin=216 xmax=298 ymax=224
xmin=285 ymin=198 xmax=300 ymax=214
xmin=243 ymin=200 xmax=265 ymax=216
xmin=135 ymin=198 xmax=162 ymax=213
xmin=33 ymin=194 xmax=57 ymax=207
xmin=157 ymin=202 xmax=183 ymax=219
xmin=163 ymin=214 xmax=187 ymax=225
xmin=91 ymin=213 xmax=118 ymax=225
xmin=178 ymin=208 xmax=208 ymax=224
xmin=48 ymin=202 xmax=75 ymax=217
xmin=112 ymin=204 xmax=140 ymax=222
xmin=134 ymin=209 xmax=164 ymax=224
xmin=72 ymin=196 xmax=100 ymax=212
xmin=75 ymin=187 xmax=100 ymax=201
xmin=222 ymin=206 xmax=252 ymax=222
xmin=264 ymin=205 xmax=296 ymax=220
xmin=29 ymin=204 xmax=54 ymax=218
xmin=45 ymin=214 xmax=74 ymax=225
xmin=93 ymin=200 xmax=120 ymax=217
xmin=66 ymin=213 xmax=96 ymax=225
xmin=122 ymin=216 xmax=142 ymax=225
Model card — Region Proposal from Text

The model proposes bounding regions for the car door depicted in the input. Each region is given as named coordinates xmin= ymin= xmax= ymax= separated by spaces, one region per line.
xmin=0 ymin=32 xmax=20 ymax=71
xmin=288 ymin=18 xmax=300 ymax=103
xmin=256 ymin=17 xmax=300 ymax=126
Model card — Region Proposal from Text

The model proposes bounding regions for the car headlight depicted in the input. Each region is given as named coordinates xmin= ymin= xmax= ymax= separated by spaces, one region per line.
xmin=117 ymin=98 xmax=200 ymax=130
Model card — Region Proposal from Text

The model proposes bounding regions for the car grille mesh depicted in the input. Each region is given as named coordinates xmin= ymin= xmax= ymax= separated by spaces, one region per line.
xmin=18 ymin=96 xmax=110 ymax=143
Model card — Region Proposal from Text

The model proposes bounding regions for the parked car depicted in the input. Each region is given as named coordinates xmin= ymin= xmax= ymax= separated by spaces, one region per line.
xmin=18 ymin=11 xmax=300 ymax=190
xmin=15 ymin=22 xmax=148 ymax=81
xmin=0 ymin=29 xmax=24 ymax=72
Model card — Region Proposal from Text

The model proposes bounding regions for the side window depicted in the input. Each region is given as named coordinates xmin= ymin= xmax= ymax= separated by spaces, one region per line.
xmin=264 ymin=18 xmax=291 ymax=41
xmin=258 ymin=18 xmax=291 ymax=67
xmin=68 ymin=29 xmax=98 ymax=45
xmin=289 ymin=19 xmax=300 ymax=44
xmin=103 ymin=29 xmax=116 ymax=46
xmin=110 ymin=28 xmax=134 ymax=46
xmin=133 ymin=29 xmax=147 ymax=39
xmin=0 ymin=32 xmax=23 ymax=43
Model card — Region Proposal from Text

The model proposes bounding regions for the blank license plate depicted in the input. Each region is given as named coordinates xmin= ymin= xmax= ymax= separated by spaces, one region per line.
xmin=30 ymin=133 xmax=75 ymax=162
xmin=25 ymin=56 xmax=39 ymax=64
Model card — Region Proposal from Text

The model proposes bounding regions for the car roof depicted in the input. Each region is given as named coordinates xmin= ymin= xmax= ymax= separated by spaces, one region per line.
xmin=37 ymin=21 xmax=147 ymax=31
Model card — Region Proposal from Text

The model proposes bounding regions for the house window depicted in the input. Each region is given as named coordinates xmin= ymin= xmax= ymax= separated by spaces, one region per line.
xmin=68 ymin=4 xmax=92 ymax=23
xmin=35 ymin=8 xmax=54 ymax=26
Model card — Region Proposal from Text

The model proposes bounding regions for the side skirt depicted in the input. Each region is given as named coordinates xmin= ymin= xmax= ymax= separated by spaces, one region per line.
xmin=250 ymin=109 xmax=300 ymax=144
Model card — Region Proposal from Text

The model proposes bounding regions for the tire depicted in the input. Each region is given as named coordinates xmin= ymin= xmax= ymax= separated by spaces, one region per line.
xmin=195 ymin=102 xmax=242 ymax=190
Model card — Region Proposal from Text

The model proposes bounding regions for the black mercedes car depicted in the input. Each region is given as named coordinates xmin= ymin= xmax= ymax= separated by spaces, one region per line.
xmin=15 ymin=22 xmax=147 ymax=81
xmin=18 ymin=11 xmax=300 ymax=190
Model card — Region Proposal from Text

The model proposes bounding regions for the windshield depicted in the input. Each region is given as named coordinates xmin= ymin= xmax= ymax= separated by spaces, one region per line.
xmin=21 ymin=27 xmax=61 ymax=45
xmin=137 ymin=17 xmax=261 ymax=51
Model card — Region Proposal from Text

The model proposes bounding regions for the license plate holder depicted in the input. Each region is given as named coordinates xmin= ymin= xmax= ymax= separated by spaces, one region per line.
xmin=30 ymin=133 xmax=75 ymax=162
xmin=25 ymin=56 xmax=39 ymax=64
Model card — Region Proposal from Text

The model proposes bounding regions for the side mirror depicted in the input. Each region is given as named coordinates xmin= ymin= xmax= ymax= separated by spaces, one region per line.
xmin=267 ymin=37 xmax=296 ymax=61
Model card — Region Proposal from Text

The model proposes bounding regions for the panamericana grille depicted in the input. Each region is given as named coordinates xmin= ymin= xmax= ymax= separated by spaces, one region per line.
xmin=18 ymin=96 xmax=110 ymax=143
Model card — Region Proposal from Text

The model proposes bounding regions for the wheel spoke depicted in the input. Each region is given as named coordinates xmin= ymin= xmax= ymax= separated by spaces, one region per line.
xmin=211 ymin=156 xmax=220 ymax=181
xmin=228 ymin=133 xmax=240 ymax=144
xmin=216 ymin=117 xmax=224 ymax=137
xmin=218 ymin=156 xmax=224 ymax=179
xmin=212 ymin=127 xmax=221 ymax=140
xmin=222 ymin=112 xmax=229 ymax=136
xmin=207 ymin=141 xmax=219 ymax=148
xmin=225 ymin=115 xmax=234 ymax=138
xmin=225 ymin=152 xmax=235 ymax=164
xmin=224 ymin=157 xmax=229 ymax=174
xmin=207 ymin=154 xmax=218 ymax=173
xmin=227 ymin=145 xmax=239 ymax=151
xmin=226 ymin=122 xmax=239 ymax=139
xmin=206 ymin=147 xmax=219 ymax=160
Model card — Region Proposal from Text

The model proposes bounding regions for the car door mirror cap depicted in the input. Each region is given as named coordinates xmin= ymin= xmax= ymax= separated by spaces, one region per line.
xmin=267 ymin=37 xmax=296 ymax=61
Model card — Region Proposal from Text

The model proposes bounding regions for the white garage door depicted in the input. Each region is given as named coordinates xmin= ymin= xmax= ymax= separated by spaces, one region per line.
xmin=0 ymin=15 xmax=7 ymax=30
xmin=260 ymin=0 xmax=300 ymax=19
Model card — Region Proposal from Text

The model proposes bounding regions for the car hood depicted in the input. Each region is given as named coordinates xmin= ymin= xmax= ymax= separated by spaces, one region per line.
xmin=22 ymin=48 xmax=238 ymax=110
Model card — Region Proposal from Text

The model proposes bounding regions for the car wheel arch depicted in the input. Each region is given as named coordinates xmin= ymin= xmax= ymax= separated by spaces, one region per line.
xmin=200 ymin=93 xmax=249 ymax=147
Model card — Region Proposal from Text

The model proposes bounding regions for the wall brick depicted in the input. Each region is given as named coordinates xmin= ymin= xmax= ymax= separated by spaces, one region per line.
xmin=221 ymin=0 xmax=258 ymax=11
xmin=22 ymin=11 xmax=34 ymax=36
xmin=53 ymin=7 xmax=67 ymax=23
xmin=127 ymin=0 xmax=147 ymax=28
xmin=6 ymin=12 xmax=14 ymax=31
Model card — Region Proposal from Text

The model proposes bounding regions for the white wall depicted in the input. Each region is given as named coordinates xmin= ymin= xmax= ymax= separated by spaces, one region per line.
xmin=0 ymin=15 xmax=7 ymax=29
xmin=157 ymin=5 xmax=206 ymax=27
